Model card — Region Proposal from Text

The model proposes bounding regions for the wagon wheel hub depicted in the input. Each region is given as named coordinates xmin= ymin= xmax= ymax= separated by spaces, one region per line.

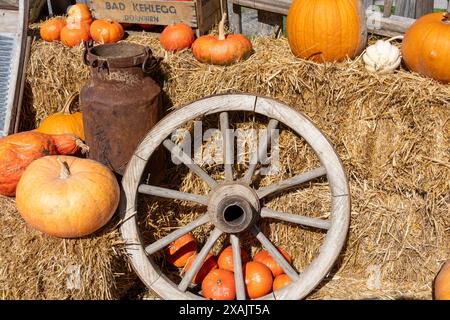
xmin=208 ymin=183 xmax=260 ymax=233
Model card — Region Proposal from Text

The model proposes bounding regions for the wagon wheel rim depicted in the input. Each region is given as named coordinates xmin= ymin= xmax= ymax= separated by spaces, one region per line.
xmin=120 ymin=94 xmax=350 ymax=300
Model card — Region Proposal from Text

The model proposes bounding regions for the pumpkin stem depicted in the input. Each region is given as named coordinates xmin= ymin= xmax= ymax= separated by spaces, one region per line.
xmin=61 ymin=92 xmax=79 ymax=115
xmin=57 ymin=157 xmax=71 ymax=179
xmin=218 ymin=13 xmax=227 ymax=41
xmin=75 ymin=138 xmax=90 ymax=154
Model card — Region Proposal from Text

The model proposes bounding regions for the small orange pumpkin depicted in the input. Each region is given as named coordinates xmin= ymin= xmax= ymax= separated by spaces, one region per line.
xmin=40 ymin=18 xmax=66 ymax=42
xmin=60 ymin=22 xmax=91 ymax=47
xmin=435 ymin=260 xmax=450 ymax=300
xmin=16 ymin=156 xmax=120 ymax=238
xmin=253 ymin=247 xmax=292 ymax=277
xmin=201 ymin=269 xmax=236 ymax=300
xmin=0 ymin=131 xmax=88 ymax=197
xmin=192 ymin=13 xmax=252 ymax=65
xmin=37 ymin=93 xmax=84 ymax=140
xmin=160 ymin=23 xmax=195 ymax=52
xmin=67 ymin=3 xmax=92 ymax=25
xmin=402 ymin=11 xmax=450 ymax=83
xmin=273 ymin=274 xmax=292 ymax=291
xmin=217 ymin=245 xmax=249 ymax=272
xmin=165 ymin=233 xmax=198 ymax=267
xmin=90 ymin=19 xmax=124 ymax=44
xmin=184 ymin=252 xmax=218 ymax=284
xmin=244 ymin=261 xmax=273 ymax=299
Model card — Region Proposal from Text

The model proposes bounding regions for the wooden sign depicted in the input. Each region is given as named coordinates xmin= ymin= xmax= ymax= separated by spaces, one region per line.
xmin=89 ymin=0 xmax=199 ymax=27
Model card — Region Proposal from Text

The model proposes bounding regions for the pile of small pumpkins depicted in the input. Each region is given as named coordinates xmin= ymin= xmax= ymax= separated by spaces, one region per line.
xmin=40 ymin=3 xmax=125 ymax=47
xmin=0 ymin=93 xmax=119 ymax=238
xmin=165 ymin=233 xmax=293 ymax=300
xmin=159 ymin=13 xmax=252 ymax=66
xmin=286 ymin=0 xmax=450 ymax=83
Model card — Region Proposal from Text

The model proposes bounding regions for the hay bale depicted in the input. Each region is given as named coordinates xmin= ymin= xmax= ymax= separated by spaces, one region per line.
xmin=0 ymin=196 xmax=135 ymax=299
xmin=20 ymin=32 xmax=449 ymax=300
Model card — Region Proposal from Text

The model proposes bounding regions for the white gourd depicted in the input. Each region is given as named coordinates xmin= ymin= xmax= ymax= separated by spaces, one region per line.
xmin=363 ymin=37 xmax=403 ymax=74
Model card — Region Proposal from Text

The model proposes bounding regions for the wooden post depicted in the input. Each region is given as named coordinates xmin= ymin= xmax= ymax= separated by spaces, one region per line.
xmin=383 ymin=0 xmax=394 ymax=18
xmin=227 ymin=0 xmax=242 ymax=33
xmin=395 ymin=0 xmax=433 ymax=18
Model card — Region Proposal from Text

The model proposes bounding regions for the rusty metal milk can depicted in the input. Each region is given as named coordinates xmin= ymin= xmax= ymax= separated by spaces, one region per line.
xmin=80 ymin=42 xmax=162 ymax=176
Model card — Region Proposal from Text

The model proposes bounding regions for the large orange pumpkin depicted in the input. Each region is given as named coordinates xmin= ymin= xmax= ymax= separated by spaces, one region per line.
xmin=201 ymin=269 xmax=236 ymax=300
xmin=184 ymin=252 xmax=218 ymax=284
xmin=16 ymin=156 xmax=119 ymax=238
xmin=40 ymin=18 xmax=66 ymax=42
xmin=160 ymin=23 xmax=195 ymax=52
xmin=165 ymin=233 xmax=198 ymax=267
xmin=435 ymin=260 xmax=450 ymax=300
xmin=253 ymin=247 xmax=292 ymax=277
xmin=244 ymin=261 xmax=273 ymax=299
xmin=192 ymin=13 xmax=252 ymax=65
xmin=60 ymin=22 xmax=91 ymax=47
xmin=402 ymin=11 xmax=450 ymax=83
xmin=286 ymin=0 xmax=367 ymax=62
xmin=67 ymin=3 xmax=92 ymax=25
xmin=90 ymin=19 xmax=124 ymax=44
xmin=36 ymin=93 xmax=84 ymax=140
xmin=0 ymin=131 xmax=87 ymax=197
xmin=217 ymin=245 xmax=249 ymax=272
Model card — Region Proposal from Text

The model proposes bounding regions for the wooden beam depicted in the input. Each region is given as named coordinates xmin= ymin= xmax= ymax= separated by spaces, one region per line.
xmin=395 ymin=0 xmax=433 ymax=18
xmin=383 ymin=0 xmax=394 ymax=18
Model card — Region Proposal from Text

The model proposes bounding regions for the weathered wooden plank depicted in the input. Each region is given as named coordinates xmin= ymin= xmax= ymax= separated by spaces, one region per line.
xmin=366 ymin=12 xmax=415 ymax=36
xmin=227 ymin=0 xmax=242 ymax=33
xmin=395 ymin=0 xmax=433 ymax=18
xmin=256 ymin=10 xmax=283 ymax=36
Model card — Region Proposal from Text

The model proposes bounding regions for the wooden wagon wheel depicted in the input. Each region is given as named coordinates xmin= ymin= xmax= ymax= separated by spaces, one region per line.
xmin=120 ymin=94 xmax=350 ymax=300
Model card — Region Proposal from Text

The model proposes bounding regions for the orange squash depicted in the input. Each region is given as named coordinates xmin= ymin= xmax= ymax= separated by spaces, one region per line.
xmin=90 ymin=19 xmax=124 ymax=44
xmin=184 ymin=252 xmax=218 ymax=284
xmin=0 ymin=131 xmax=88 ymax=197
xmin=165 ymin=233 xmax=197 ymax=267
xmin=273 ymin=274 xmax=292 ymax=291
xmin=201 ymin=269 xmax=236 ymax=300
xmin=67 ymin=3 xmax=92 ymax=25
xmin=217 ymin=245 xmax=249 ymax=272
xmin=192 ymin=13 xmax=252 ymax=65
xmin=253 ymin=247 xmax=292 ymax=277
xmin=60 ymin=22 xmax=91 ymax=47
xmin=402 ymin=11 xmax=450 ymax=83
xmin=160 ymin=23 xmax=195 ymax=52
xmin=16 ymin=156 xmax=119 ymax=238
xmin=40 ymin=18 xmax=66 ymax=42
xmin=286 ymin=0 xmax=367 ymax=62
xmin=36 ymin=93 xmax=84 ymax=140
xmin=435 ymin=260 xmax=450 ymax=300
xmin=244 ymin=261 xmax=273 ymax=299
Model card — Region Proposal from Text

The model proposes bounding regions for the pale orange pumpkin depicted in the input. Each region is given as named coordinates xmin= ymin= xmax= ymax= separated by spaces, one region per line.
xmin=192 ymin=13 xmax=252 ymax=65
xmin=60 ymin=22 xmax=91 ymax=47
xmin=40 ymin=18 xmax=66 ymax=42
xmin=16 ymin=156 xmax=120 ymax=238
xmin=160 ymin=23 xmax=195 ymax=52
xmin=37 ymin=93 xmax=84 ymax=140
xmin=435 ymin=260 xmax=450 ymax=300
xmin=67 ymin=3 xmax=92 ymax=25
xmin=286 ymin=0 xmax=367 ymax=62
xmin=402 ymin=11 xmax=450 ymax=83
xmin=90 ymin=19 xmax=124 ymax=44
xmin=273 ymin=274 xmax=292 ymax=291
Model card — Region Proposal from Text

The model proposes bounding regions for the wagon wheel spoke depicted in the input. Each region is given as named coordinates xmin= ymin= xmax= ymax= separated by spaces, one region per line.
xmin=251 ymin=226 xmax=300 ymax=281
xmin=230 ymin=234 xmax=246 ymax=300
xmin=242 ymin=119 xmax=279 ymax=183
xmin=145 ymin=214 xmax=210 ymax=256
xmin=139 ymin=185 xmax=208 ymax=206
xmin=256 ymin=166 xmax=327 ymax=199
xmin=163 ymin=139 xmax=218 ymax=188
xmin=220 ymin=112 xmax=234 ymax=181
xmin=260 ymin=207 xmax=331 ymax=230
xmin=178 ymin=228 xmax=223 ymax=292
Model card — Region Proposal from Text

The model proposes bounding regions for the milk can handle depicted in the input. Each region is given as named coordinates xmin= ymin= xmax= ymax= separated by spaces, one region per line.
xmin=83 ymin=40 xmax=110 ymax=74
xmin=142 ymin=47 xmax=159 ymax=73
